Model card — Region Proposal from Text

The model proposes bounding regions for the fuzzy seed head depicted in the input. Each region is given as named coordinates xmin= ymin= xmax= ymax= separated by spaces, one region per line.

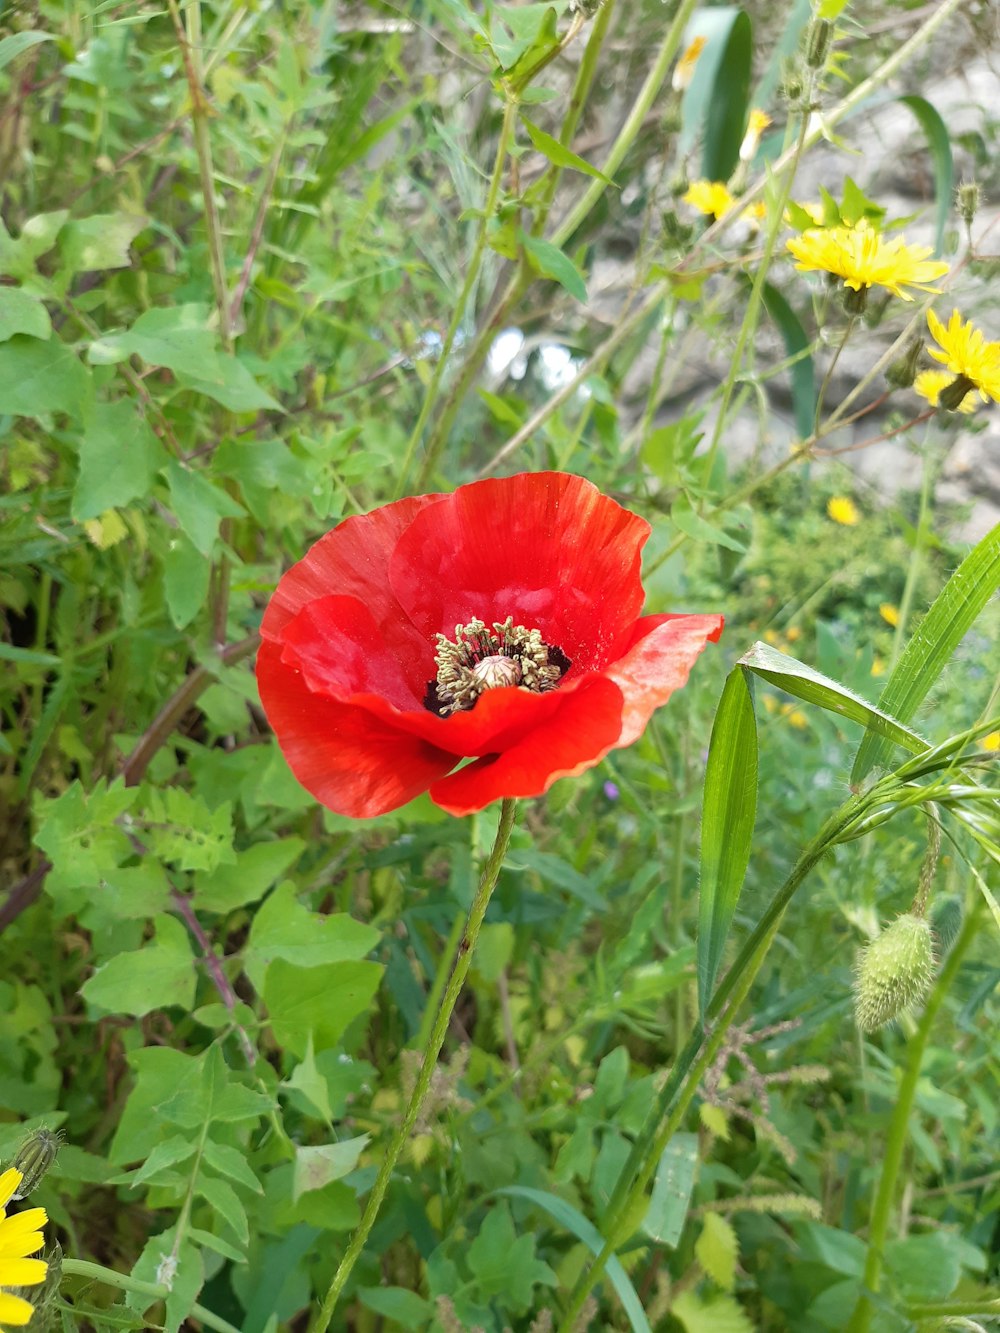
xmin=855 ymin=914 xmax=935 ymax=1032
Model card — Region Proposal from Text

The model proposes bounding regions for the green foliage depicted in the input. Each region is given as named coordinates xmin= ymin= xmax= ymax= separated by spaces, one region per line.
xmin=1 ymin=1 xmax=998 ymax=1331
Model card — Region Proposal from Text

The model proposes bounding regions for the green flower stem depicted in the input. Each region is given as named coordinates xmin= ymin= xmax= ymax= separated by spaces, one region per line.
xmin=310 ymin=797 xmax=518 ymax=1333
xmin=906 ymin=1298 xmax=1000 ymax=1319
xmin=890 ymin=429 xmax=937 ymax=671
xmin=556 ymin=797 xmax=866 ymax=1331
xmin=847 ymin=898 xmax=983 ymax=1333
xmin=395 ymin=96 xmax=520 ymax=496
xmin=60 ymin=1258 xmax=241 ymax=1333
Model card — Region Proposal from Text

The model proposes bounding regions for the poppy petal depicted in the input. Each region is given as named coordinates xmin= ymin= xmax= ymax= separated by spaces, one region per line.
xmin=280 ymin=595 xmax=428 ymax=709
xmin=604 ymin=612 xmax=724 ymax=745
xmin=428 ymin=674 xmax=626 ymax=815
xmin=388 ymin=472 xmax=650 ymax=672
xmin=260 ymin=493 xmax=442 ymax=643
xmin=256 ymin=640 xmax=457 ymax=818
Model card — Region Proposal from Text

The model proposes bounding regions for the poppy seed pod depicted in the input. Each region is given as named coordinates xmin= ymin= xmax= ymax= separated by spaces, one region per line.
xmin=258 ymin=472 xmax=723 ymax=817
xmin=854 ymin=914 xmax=935 ymax=1032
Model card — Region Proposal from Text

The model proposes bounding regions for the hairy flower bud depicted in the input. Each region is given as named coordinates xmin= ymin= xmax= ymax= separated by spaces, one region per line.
xmin=11 ymin=1128 xmax=63 ymax=1200
xmin=957 ymin=181 xmax=981 ymax=226
xmin=885 ymin=336 xmax=924 ymax=389
xmin=806 ymin=19 xmax=832 ymax=69
xmin=855 ymin=914 xmax=935 ymax=1032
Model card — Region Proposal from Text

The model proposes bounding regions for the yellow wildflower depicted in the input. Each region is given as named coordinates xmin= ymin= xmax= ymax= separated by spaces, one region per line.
xmin=981 ymin=731 xmax=1000 ymax=751
xmin=827 ymin=496 xmax=860 ymax=526
xmin=784 ymin=707 xmax=808 ymax=729
xmin=0 ymin=1168 xmax=48 ymax=1329
xmin=740 ymin=108 xmax=772 ymax=161
xmin=672 ymin=36 xmax=707 ymax=91
xmin=683 ymin=180 xmax=735 ymax=220
xmin=926 ymin=309 xmax=1000 ymax=404
xmin=879 ymin=603 xmax=900 ymax=627
xmin=785 ymin=626 xmax=801 ymax=643
xmin=913 ymin=369 xmax=977 ymax=414
xmin=871 ymin=656 xmax=886 ymax=677
xmin=787 ymin=220 xmax=949 ymax=300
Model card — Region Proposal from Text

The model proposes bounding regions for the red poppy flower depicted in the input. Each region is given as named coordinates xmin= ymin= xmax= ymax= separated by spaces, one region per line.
xmin=257 ymin=472 xmax=723 ymax=818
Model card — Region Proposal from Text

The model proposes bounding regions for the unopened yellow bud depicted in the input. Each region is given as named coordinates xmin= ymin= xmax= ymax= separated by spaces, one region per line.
xmin=855 ymin=914 xmax=935 ymax=1032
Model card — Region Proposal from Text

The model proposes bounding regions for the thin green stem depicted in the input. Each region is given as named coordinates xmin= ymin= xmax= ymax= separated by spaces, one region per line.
xmin=813 ymin=314 xmax=857 ymax=431
xmin=397 ymin=96 xmax=519 ymax=495
xmin=907 ymin=1297 xmax=1000 ymax=1319
xmin=556 ymin=796 xmax=865 ymax=1330
xmin=890 ymin=429 xmax=937 ymax=670
xmin=309 ymin=798 xmax=518 ymax=1333
xmin=847 ymin=898 xmax=983 ymax=1333
xmin=60 ymin=1258 xmax=241 ymax=1333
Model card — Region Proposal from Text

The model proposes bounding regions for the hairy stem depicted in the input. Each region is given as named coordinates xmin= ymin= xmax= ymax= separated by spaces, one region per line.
xmin=309 ymin=798 xmax=518 ymax=1332
xmin=60 ymin=1258 xmax=240 ymax=1333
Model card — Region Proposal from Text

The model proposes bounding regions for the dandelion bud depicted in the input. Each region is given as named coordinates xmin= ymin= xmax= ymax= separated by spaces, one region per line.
xmin=957 ymin=181 xmax=981 ymax=226
xmin=842 ymin=285 xmax=868 ymax=316
xmin=939 ymin=373 xmax=976 ymax=412
xmin=885 ymin=336 xmax=924 ymax=389
xmin=806 ymin=19 xmax=832 ymax=69
xmin=855 ymin=914 xmax=935 ymax=1032
xmin=11 ymin=1128 xmax=63 ymax=1199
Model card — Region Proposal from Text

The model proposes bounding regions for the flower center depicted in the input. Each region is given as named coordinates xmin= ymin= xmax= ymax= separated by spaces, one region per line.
xmin=424 ymin=616 xmax=571 ymax=716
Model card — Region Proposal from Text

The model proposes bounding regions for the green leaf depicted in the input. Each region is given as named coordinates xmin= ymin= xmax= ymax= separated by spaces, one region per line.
xmin=196 ymin=1172 xmax=249 ymax=1246
xmin=176 ymin=353 xmax=282 ymax=412
xmin=122 ymin=1136 xmax=198 ymax=1190
xmin=81 ymin=916 xmax=195 ymax=1018
xmin=497 ymin=1186 xmax=651 ymax=1333
xmin=522 ymin=116 xmax=612 ymax=183
xmin=643 ymin=1132 xmax=698 ymax=1248
xmin=141 ymin=789 xmax=235 ymax=873
xmin=89 ymin=304 xmax=218 ymax=377
xmin=0 ymin=32 xmax=55 ymax=72
xmin=193 ymin=838 xmax=305 ymax=913
xmin=162 ymin=533 xmax=210 ymax=631
xmin=0 ymin=334 xmax=91 ymax=420
xmin=897 ymin=97 xmax=953 ymax=257
xmin=679 ymin=9 xmax=752 ymax=179
xmin=263 ymin=959 xmax=383 ymax=1058
xmin=58 ymin=212 xmax=146 ymax=274
xmin=671 ymin=496 xmax=747 ymax=554
xmin=696 ymin=1213 xmax=739 ymax=1292
xmin=698 ymin=669 xmax=758 ymax=1015
xmin=740 ymin=641 xmax=928 ymax=756
xmin=519 ymin=230 xmax=587 ymax=302
xmin=0 ymin=287 xmax=51 ymax=341
xmin=72 ymin=400 xmax=165 ymax=521
xmin=165 ymin=459 xmax=245 ymax=556
xmin=851 ymin=521 xmax=1000 ymax=784
xmin=201 ymin=1138 xmax=263 ymax=1194
xmin=292 ymin=1136 xmax=369 ymax=1200
xmin=358 ymin=1288 xmax=433 ymax=1329
xmin=244 ymin=881 xmax=379 ymax=991
xmin=673 ymin=1290 xmax=754 ymax=1333
xmin=467 ymin=1203 xmax=556 ymax=1314
xmin=760 ymin=281 xmax=815 ymax=439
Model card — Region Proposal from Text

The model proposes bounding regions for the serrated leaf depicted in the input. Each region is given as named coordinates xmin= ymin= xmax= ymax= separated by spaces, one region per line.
xmin=162 ymin=533 xmax=210 ymax=631
xmin=673 ymin=1289 xmax=754 ymax=1333
xmin=522 ymin=116 xmax=612 ymax=183
xmin=0 ymin=287 xmax=51 ymax=341
xmin=643 ymin=1132 xmax=698 ymax=1247
xmin=696 ymin=1213 xmax=739 ymax=1291
xmin=141 ymin=789 xmax=235 ymax=873
xmin=519 ymin=230 xmax=587 ymax=302
xmin=72 ymin=399 xmax=164 ymax=521
xmin=59 ymin=212 xmax=146 ymax=274
xmin=852 ymin=521 xmax=1000 ymax=785
xmin=244 ymin=880 xmax=379 ymax=991
xmin=263 ymin=958 xmax=383 ymax=1057
xmin=740 ymin=641 xmax=928 ymax=756
xmin=81 ymin=916 xmax=195 ymax=1018
xmin=0 ymin=334 xmax=91 ymax=420
xmin=293 ymin=1136 xmax=369 ymax=1201
xmin=698 ymin=668 xmax=758 ymax=1015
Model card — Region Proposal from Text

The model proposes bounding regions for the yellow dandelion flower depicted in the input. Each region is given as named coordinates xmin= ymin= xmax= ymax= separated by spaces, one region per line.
xmin=879 ymin=603 xmax=900 ymax=627
xmin=981 ymin=731 xmax=1000 ymax=751
xmin=827 ymin=495 xmax=860 ymax=526
xmin=740 ymin=108 xmax=772 ymax=161
xmin=683 ymin=179 xmax=735 ymax=220
xmin=871 ymin=655 xmax=886 ymax=677
xmin=0 ymin=1169 xmax=48 ymax=1329
xmin=926 ymin=308 xmax=1000 ymax=403
xmin=763 ymin=628 xmax=782 ymax=645
xmin=787 ymin=220 xmax=949 ymax=300
xmin=672 ymin=36 xmax=707 ymax=91
xmin=785 ymin=626 xmax=801 ymax=643
xmin=785 ymin=708 xmax=808 ymax=729
xmin=913 ymin=369 xmax=977 ymax=414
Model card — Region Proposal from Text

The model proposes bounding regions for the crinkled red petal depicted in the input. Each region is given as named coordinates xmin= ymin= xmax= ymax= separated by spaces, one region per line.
xmin=388 ymin=472 xmax=650 ymax=673
xmin=428 ymin=674 xmax=626 ymax=816
xmin=605 ymin=612 xmax=725 ymax=745
xmin=260 ymin=493 xmax=441 ymax=643
xmin=280 ymin=595 xmax=427 ymax=709
xmin=256 ymin=640 xmax=457 ymax=818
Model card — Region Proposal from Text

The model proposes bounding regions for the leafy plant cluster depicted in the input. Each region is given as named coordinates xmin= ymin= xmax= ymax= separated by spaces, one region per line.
xmin=1 ymin=1 xmax=998 ymax=1331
